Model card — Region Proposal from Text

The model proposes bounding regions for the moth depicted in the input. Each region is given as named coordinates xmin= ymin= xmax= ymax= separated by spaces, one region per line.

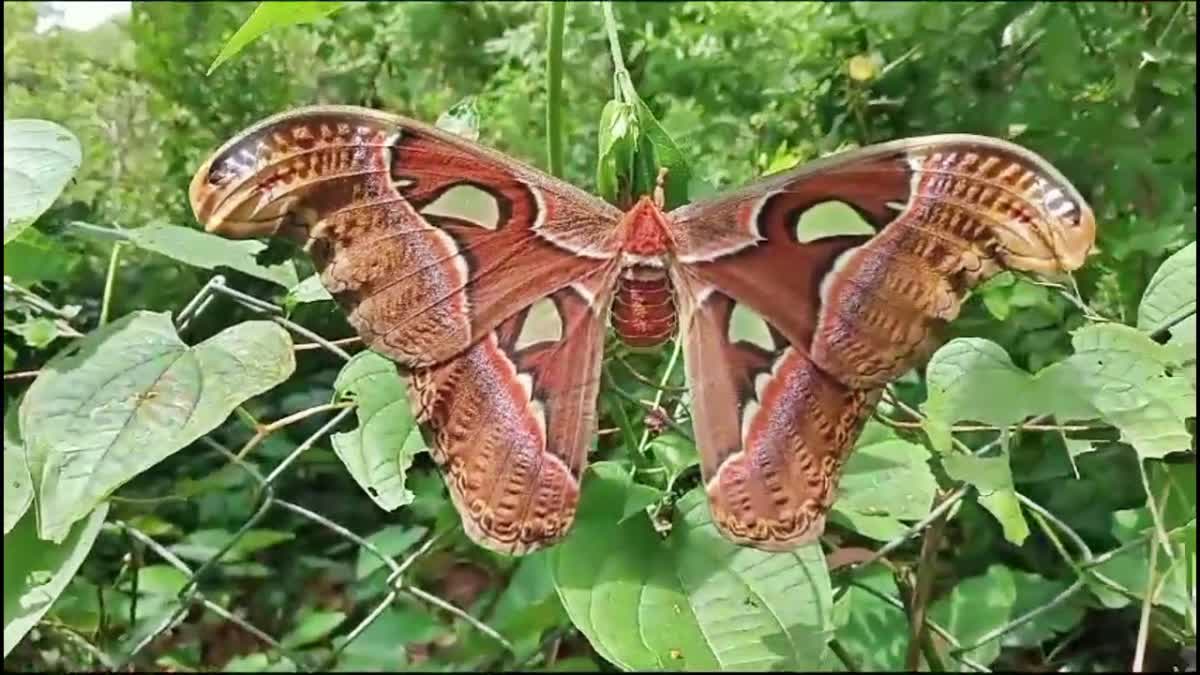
xmin=190 ymin=106 xmax=1095 ymax=555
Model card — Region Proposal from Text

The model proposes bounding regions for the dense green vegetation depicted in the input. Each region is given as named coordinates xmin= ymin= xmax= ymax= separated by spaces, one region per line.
xmin=3 ymin=1 xmax=1195 ymax=672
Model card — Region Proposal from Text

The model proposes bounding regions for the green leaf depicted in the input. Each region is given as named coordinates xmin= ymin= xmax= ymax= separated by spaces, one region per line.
xmin=943 ymin=453 xmax=1013 ymax=492
xmin=550 ymin=461 xmax=834 ymax=671
xmin=233 ymin=529 xmax=296 ymax=556
xmin=596 ymin=99 xmax=640 ymax=206
xmin=3 ymin=502 xmax=108 ymax=657
xmin=436 ymin=96 xmax=481 ymax=141
xmin=834 ymin=570 xmax=912 ymax=670
xmin=3 ymin=407 xmax=33 ymax=535
xmin=1050 ymin=324 xmax=1195 ymax=458
xmin=1090 ymin=520 xmax=1195 ymax=616
xmin=1002 ymin=570 xmax=1086 ymax=648
xmin=924 ymin=330 xmax=1196 ymax=459
xmin=331 ymin=606 xmax=441 ymax=670
xmin=977 ymin=489 xmax=1030 ymax=545
xmin=3 ymin=119 xmax=81 ymax=244
xmin=20 ymin=312 xmax=295 ymax=542
xmin=7 ymin=317 xmax=60 ymax=349
xmin=1138 ymin=241 xmax=1195 ymax=335
xmin=120 ymin=565 xmax=190 ymax=596
xmin=628 ymin=96 xmax=691 ymax=209
xmin=330 ymin=352 xmax=424 ymax=511
xmin=118 ymin=224 xmax=298 ymax=288
xmin=355 ymin=525 xmax=428 ymax=580
xmin=284 ymin=274 xmax=332 ymax=308
xmin=930 ymin=564 xmax=1019 ymax=666
xmin=208 ymin=1 xmax=348 ymax=75
xmin=3 ymin=227 xmax=82 ymax=285
xmin=942 ymin=452 xmax=1029 ymax=544
xmin=3 ymin=344 xmax=15 ymax=372
xmin=1147 ymin=460 xmax=1197 ymax=530
xmin=645 ymin=431 xmax=699 ymax=488
xmin=830 ymin=438 xmax=937 ymax=541
xmin=170 ymin=528 xmax=293 ymax=563
xmin=923 ymin=339 xmax=1094 ymax=450
xmin=280 ymin=609 xmax=346 ymax=649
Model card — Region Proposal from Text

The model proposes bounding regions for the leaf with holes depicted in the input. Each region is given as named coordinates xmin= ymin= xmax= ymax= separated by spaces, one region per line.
xmin=3 ymin=119 xmax=81 ymax=243
xmin=330 ymin=352 xmax=424 ymax=511
xmin=550 ymin=461 xmax=835 ymax=671
xmin=19 ymin=311 xmax=294 ymax=542
xmin=3 ymin=502 xmax=108 ymax=656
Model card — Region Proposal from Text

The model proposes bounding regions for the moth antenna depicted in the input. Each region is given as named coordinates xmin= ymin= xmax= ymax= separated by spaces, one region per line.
xmin=653 ymin=167 xmax=669 ymax=208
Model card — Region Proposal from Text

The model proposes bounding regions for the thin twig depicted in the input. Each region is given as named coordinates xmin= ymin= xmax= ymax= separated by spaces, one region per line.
xmin=906 ymin=503 xmax=950 ymax=670
xmin=1132 ymin=528 xmax=1160 ymax=672
xmin=234 ymin=401 xmax=355 ymax=461
xmin=3 ymin=369 xmax=41 ymax=381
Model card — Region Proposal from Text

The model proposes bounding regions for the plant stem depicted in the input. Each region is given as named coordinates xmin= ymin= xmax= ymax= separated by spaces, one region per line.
xmin=907 ymin=506 xmax=950 ymax=671
xmin=545 ymin=1 xmax=565 ymax=176
xmin=99 ymin=242 xmax=123 ymax=326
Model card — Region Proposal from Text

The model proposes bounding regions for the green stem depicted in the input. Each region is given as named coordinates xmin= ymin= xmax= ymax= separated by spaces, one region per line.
xmin=601 ymin=1 xmax=637 ymax=103
xmin=545 ymin=1 xmax=565 ymax=176
xmin=99 ymin=242 xmax=123 ymax=326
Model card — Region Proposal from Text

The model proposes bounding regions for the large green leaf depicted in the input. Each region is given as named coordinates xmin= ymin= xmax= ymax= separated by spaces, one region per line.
xmin=19 ymin=311 xmax=295 ymax=542
xmin=121 ymin=224 xmax=298 ymax=288
xmin=3 ymin=119 xmax=81 ymax=244
xmin=551 ymin=462 xmax=834 ymax=671
xmin=208 ymin=1 xmax=348 ymax=74
xmin=3 ymin=502 xmax=109 ymax=656
xmin=1138 ymin=241 xmax=1196 ymax=336
xmin=930 ymin=564 xmax=1019 ymax=666
xmin=1050 ymin=324 xmax=1195 ymax=458
xmin=831 ymin=437 xmax=937 ymax=541
xmin=922 ymin=338 xmax=1094 ymax=451
xmin=834 ymin=570 xmax=912 ymax=671
xmin=924 ymin=330 xmax=1195 ymax=459
xmin=330 ymin=352 xmax=424 ymax=511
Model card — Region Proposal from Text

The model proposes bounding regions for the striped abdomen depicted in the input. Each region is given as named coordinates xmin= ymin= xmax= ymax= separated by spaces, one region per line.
xmin=612 ymin=265 xmax=676 ymax=348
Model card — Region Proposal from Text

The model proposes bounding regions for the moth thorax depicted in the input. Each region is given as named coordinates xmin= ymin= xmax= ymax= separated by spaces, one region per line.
xmin=612 ymin=265 xmax=676 ymax=349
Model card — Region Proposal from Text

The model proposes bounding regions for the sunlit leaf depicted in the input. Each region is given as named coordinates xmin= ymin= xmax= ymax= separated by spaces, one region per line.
xmin=115 ymin=224 xmax=298 ymax=288
xmin=330 ymin=352 xmax=424 ymax=511
xmin=551 ymin=461 xmax=834 ymax=671
xmin=20 ymin=312 xmax=294 ymax=542
xmin=3 ymin=502 xmax=108 ymax=656
xmin=3 ymin=119 xmax=81 ymax=244
xmin=1139 ymin=242 xmax=1196 ymax=335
